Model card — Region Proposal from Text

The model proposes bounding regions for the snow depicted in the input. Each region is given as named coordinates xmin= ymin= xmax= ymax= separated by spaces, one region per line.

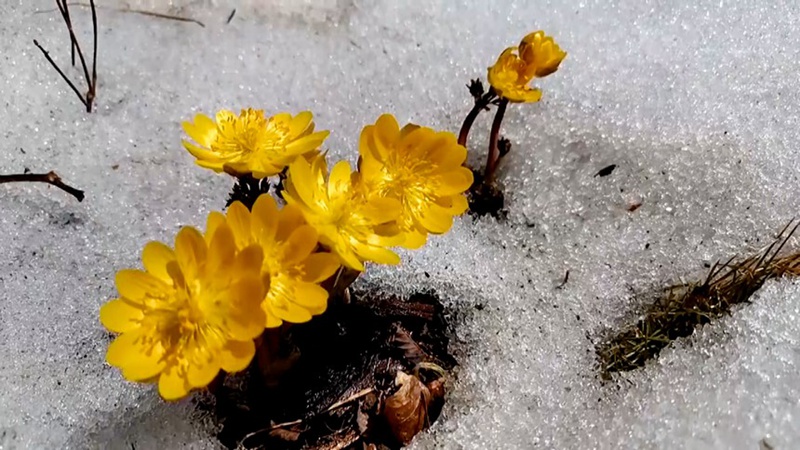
xmin=2 ymin=0 xmax=800 ymax=448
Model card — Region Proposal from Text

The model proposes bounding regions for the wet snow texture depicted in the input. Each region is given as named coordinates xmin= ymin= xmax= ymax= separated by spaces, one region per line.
xmin=1 ymin=0 xmax=800 ymax=448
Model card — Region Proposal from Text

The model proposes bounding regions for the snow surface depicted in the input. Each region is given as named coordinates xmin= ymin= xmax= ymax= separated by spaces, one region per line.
xmin=2 ymin=0 xmax=800 ymax=448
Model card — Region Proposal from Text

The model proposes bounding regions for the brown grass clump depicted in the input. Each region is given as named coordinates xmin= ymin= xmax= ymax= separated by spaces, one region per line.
xmin=597 ymin=220 xmax=800 ymax=379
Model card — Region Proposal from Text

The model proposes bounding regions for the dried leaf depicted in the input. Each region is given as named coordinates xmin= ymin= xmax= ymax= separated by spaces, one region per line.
xmin=383 ymin=371 xmax=431 ymax=445
xmin=392 ymin=326 xmax=426 ymax=364
xmin=268 ymin=427 xmax=300 ymax=442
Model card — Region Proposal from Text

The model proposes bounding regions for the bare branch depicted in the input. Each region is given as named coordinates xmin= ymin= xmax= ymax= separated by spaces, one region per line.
xmin=0 ymin=171 xmax=85 ymax=202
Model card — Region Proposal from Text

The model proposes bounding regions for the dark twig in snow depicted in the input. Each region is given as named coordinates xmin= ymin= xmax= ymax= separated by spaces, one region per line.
xmin=36 ymin=3 xmax=206 ymax=28
xmin=227 ymin=9 xmax=237 ymax=24
xmin=0 ymin=171 xmax=85 ymax=202
xmin=54 ymin=0 xmax=76 ymax=65
xmin=33 ymin=40 xmax=88 ymax=111
xmin=35 ymin=0 xmax=97 ymax=112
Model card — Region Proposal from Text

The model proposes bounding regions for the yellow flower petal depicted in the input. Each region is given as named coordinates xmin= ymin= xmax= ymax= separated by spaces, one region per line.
xmin=354 ymin=243 xmax=400 ymax=266
xmin=115 ymin=269 xmax=166 ymax=303
xmin=417 ymin=204 xmax=454 ymax=234
xmin=275 ymin=204 xmax=307 ymax=243
xmin=296 ymin=253 xmax=340 ymax=283
xmin=401 ymin=229 xmax=428 ymax=250
xmin=182 ymin=114 xmax=218 ymax=148
xmin=106 ymin=331 xmax=165 ymax=377
xmin=281 ymin=225 xmax=319 ymax=266
xmin=226 ymin=201 xmax=253 ymax=248
xmin=427 ymin=139 xmax=468 ymax=168
xmin=158 ymin=365 xmax=190 ymax=401
xmin=141 ymin=242 xmax=175 ymax=283
xmin=226 ymin=276 xmax=267 ymax=340
xmin=291 ymin=283 xmax=329 ymax=316
xmin=284 ymin=131 xmax=330 ymax=155
xmin=220 ymin=340 xmax=256 ymax=373
xmin=267 ymin=289 xmax=313 ymax=324
xmin=435 ymin=168 xmax=474 ymax=196
xmin=265 ymin=313 xmax=283 ymax=328
xmin=361 ymin=197 xmax=402 ymax=223
xmin=182 ymin=141 xmax=219 ymax=162
xmin=187 ymin=351 xmax=220 ymax=388
xmin=100 ymin=299 xmax=143 ymax=333
xmin=375 ymin=114 xmax=400 ymax=152
xmin=328 ymin=160 xmax=353 ymax=200
xmin=231 ymin=244 xmax=264 ymax=281
xmin=286 ymin=159 xmax=318 ymax=208
xmin=207 ymin=223 xmax=236 ymax=274
xmin=251 ymin=194 xmax=280 ymax=243
xmin=336 ymin=247 xmax=365 ymax=271
xmin=289 ymin=111 xmax=314 ymax=136
xmin=174 ymin=227 xmax=207 ymax=281
xmin=204 ymin=211 xmax=227 ymax=246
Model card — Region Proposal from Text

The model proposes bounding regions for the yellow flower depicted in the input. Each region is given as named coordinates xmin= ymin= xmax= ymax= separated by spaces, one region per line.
xmin=358 ymin=114 xmax=473 ymax=248
xmin=283 ymin=155 xmax=404 ymax=271
xmin=182 ymin=109 xmax=330 ymax=178
xmin=217 ymin=196 xmax=341 ymax=327
xmin=100 ymin=224 xmax=266 ymax=400
xmin=487 ymin=30 xmax=566 ymax=103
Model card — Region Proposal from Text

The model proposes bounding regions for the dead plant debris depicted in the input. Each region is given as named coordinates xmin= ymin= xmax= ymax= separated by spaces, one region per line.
xmin=597 ymin=220 xmax=800 ymax=379
xmin=467 ymin=169 xmax=506 ymax=219
xmin=197 ymin=289 xmax=455 ymax=450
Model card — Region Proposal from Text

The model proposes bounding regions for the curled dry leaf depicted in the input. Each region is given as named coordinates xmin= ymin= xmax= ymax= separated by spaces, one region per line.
xmin=382 ymin=371 xmax=431 ymax=445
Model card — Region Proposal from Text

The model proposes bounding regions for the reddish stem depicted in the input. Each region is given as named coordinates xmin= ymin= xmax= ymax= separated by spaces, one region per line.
xmin=457 ymin=89 xmax=496 ymax=148
xmin=485 ymin=98 xmax=508 ymax=181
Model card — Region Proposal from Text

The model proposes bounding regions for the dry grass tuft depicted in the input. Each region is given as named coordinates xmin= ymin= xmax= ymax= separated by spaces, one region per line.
xmin=598 ymin=220 xmax=800 ymax=379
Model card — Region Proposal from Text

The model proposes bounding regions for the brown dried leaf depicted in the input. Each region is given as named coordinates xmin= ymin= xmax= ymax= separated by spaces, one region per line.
xmin=268 ymin=427 xmax=300 ymax=442
xmin=383 ymin=371 xmax=431 ymax=445
xmin=392 ymin=325 xmax=426 ymax=364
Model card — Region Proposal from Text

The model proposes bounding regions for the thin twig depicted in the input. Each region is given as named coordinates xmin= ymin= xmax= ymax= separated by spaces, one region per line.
xmin=239 ymin=388 xmax=375 ymax=446
xmin=35 ymin=3 xmax=206 ymax=28
xmin=0 ymin=171 xmax=85 ymax=201
xmin=90 ymin=0 xmax=97 ymax=99
xmin=322 ymin=388 xmax=374 ymax=414
xmin=33 ymin=39 xmax=88 ymax=110
xmin=58 ymin=0 xmax=92 ymax=111
xmin=55 ymin=0 xmax=76 ymax=65
xmin=36 ymin=0 xmax=97 ymax=112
